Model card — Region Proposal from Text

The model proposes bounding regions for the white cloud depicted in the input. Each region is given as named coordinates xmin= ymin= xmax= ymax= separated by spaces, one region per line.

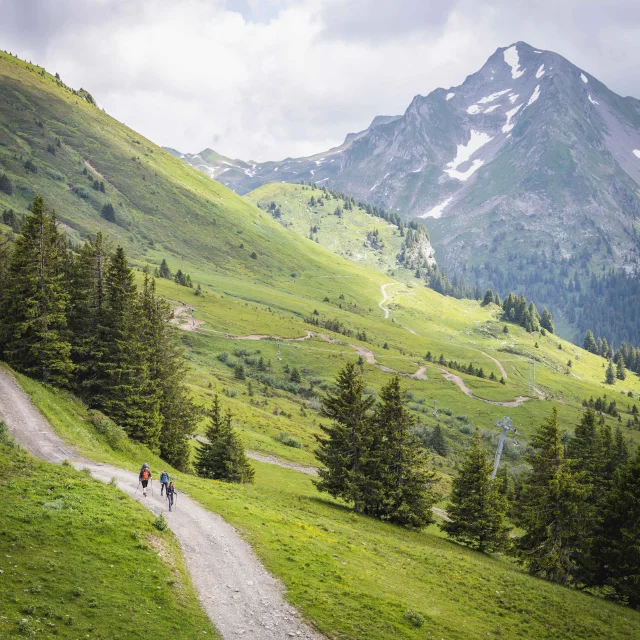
xmin=1 ymin=0 xmax=640 ymax=161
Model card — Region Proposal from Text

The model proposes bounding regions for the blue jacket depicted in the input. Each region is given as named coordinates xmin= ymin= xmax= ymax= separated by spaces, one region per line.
xmin=160 ymin=472 xmax=170 ymax=484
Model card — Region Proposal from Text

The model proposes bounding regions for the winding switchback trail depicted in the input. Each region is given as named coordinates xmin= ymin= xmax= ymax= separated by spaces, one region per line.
xmin=379 ymin=282 xmax=397 ymax=319
xmin=0 ymin=368 xmax=323 ymax=640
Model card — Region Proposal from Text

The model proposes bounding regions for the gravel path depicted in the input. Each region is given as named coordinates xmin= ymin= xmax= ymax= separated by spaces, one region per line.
xmin=379 ymin=283 xmax=395 ymax=319
xmin=440 ymin=369 xmax=532 ymax=407
xmin=0 ymin=368 xmax=323 ymax=640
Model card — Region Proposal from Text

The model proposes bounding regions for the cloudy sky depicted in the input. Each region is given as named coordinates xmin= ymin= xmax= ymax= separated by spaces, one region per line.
xmin=1 ymin=0 xmax=639 ymax=161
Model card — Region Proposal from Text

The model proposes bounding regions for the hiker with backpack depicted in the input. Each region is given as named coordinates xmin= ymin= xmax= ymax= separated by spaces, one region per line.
xmin=139 ymin=463 xmax=152 ymax=497
xmin=160 ymin=469 xmax=170 ymax=497
xmin=166 ymin=481 xmax=177 ymax=512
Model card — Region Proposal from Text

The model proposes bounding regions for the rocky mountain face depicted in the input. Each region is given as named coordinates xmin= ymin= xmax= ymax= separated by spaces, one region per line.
xmin=172 ymin=42 xmax=640 ymax=341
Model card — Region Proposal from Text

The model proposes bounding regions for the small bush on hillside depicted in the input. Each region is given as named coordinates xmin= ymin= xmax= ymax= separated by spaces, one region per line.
xmin=87 ymin=410 xmax=129 ymax=450
xmin=24 ymin=159 xmax=37 ymax=173
xmin=153 ymin=515 xmax=168 ymax=531
xmin=274 ymin=432 xmax=302 ymax=448
xmin=74 ymin=186 xmax=90 ymax=199
xmin=45 ymin=167 xmax=65 ymax=181
xmin=404 ymin=609 xmax=425 ymax=627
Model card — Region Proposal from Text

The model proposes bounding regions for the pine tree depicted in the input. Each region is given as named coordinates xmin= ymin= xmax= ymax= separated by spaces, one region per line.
xmin=482 ymin=289 xmax=494 ymax=306
xmin=365 ymin=377 xmax=438 ymax=528
xmin=541 ymin=307 xmax=554 ymax=333
xmin=616 ymin=356 xmax=626 ymax=380
xmin=159 ymin=258 xmax=171 ymax=279
xmin=605 ymin=360 xmax=616 ymax=385
xmin=516 ymin=408 xmax=588 ymax=583
xmin=195 ymin=395 xmax=254 ymax=483
xmin=1 ymin=196 xmax=74 ymax=385
xmin=589 ymin=449 xmax=640 ymax=607
xmin=0 ymin=172 xmax=13 ymax=195
xmin=140 ymin=275 xmax=196 ymax=469
xmin=92 ymin=247 xmax=161 ymax=447
xmin=66 ymin=232 xmax=109 ymax=391
xmin=584 ymin=330 xmax=597 ymax=354
xmin=429 ymin=424 xmax=448 ymax=456
xmin=315 ymin=362 xmax=375 ymax=512
xmin=441 ymin=430 xmax=510 ymax=552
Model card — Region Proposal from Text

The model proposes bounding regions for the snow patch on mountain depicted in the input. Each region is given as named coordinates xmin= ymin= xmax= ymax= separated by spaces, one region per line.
xmin=536 ymin=64 xmax=545 ymax=79
xmin=502 ymin=104 xmax=523 ymax=133
xmin=588 ymin=94 xmax=599 ymax=105
xmin=526 ymin=85 xmax=541 ymax=107
xmin=421 ymin=196 xmax=453 ymax=219
xmin=467 ymin=104 xmax=482 ymax=114
xmin=478 ymin=89 xmax=511 ymax=104
xmin=504 ymin=45 xmax=525 ymax=79
xmin=633 ymin=150 xmax=640 ymax=158
xmin=581 ymin=73 xmax=588 ymax=83
xmin=509 ymin=94 xmax=519 ymax=104
xmin=444 ymin=130 xmax=492 ymax=181
xmin=484 ymin=105 xmax=500 ymax=113
xmin=446 ymin=92 xmax=455 ymax=100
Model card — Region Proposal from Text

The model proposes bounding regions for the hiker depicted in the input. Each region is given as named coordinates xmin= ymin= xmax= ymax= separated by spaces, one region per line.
xmin=166 ymin=481 xmax=176 ymax=512
xmin=139 ymin=463 xmax=152 ymax=497
xmin=160 ymin=469 xmax=170 ymax=497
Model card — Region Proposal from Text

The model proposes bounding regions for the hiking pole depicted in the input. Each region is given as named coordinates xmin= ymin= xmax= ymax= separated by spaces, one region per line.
xmin=135 ymin=481 xmax=140 ymax=494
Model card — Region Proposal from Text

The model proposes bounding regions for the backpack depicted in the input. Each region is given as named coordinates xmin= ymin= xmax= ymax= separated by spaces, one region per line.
xmin=142 ymin=469 xmax=150 ymax=481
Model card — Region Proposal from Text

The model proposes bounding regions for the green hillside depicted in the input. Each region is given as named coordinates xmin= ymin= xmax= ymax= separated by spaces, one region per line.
xmin=1 ymin=47 xmax=639 ymax=463
xmin=246 ymin=182 xmax=428 ymax=280
xmin=0 ymin=425 xmax=217 ymax=639
xmin=1 ymin=49 xmax=640 ymax=638
xmin=14 ymin=373 xmax=640 ymax=640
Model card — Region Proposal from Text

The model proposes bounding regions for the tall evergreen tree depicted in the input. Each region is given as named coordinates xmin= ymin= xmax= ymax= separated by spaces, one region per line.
xmin=541 ymin=307 xmax=554 ymax=333
xmin=140 ymin=275 xmax=197 ymax=469
xmin=315 ymin=362 xmax=375 ymax=512
xmin=0 ymin=196 xmax=73 ymax=385
xmin=516 ymin=408 xmax=588 ymax=584
xmin=584 ymin=330 xmax=597 ymax=353
xmin=605 ymin=360 xmax=616 ymax=385
xmin=92 ymin=247 xmax=160 ymax=447
xmin=616 ymin=356 xmax=627 ymax=380
xmin=159 ymin=258 xmax=171 ymax=279
xmin=429 ymin=424 xmax=448 ymax=457
xmin=195 ymin=395 xmax=254 ymax=483
xmin=589 ymin=448 xmax=640 ymax=607
xmin=365 ymin=377 xmax=437 ymax=528
xmin=441 ymin=430 xmax=511 ymax=552
xmin=67 ymin=232 xmax=110 ymax=391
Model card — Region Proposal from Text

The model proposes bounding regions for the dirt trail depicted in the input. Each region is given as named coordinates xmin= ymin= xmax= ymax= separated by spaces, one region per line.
xmin=379 ymin=283 xmax=397 ymax=319
xmin=0 ymin=368 xmax=323 ymax=640
xmin=480 ymin=351 xmax=508 ymax=379
xmin=172 ymin=305 xmax=204 ymax=332
xmin=440 ymin=369 xmax=531 ymax=407
xmin=83 ymin=159 xmax=105 ymax=180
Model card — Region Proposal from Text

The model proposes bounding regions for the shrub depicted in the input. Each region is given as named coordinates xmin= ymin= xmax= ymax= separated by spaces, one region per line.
xmin=74 ymin=186 xmax=90 ymax=199
xmin=24 ymin=159 xmax=37 ymax=173
xmin=274 ymin=432 xmax=302 ymax=448
xmin=87 ymin=410 xmax=129 ymax=450
xmin=45 ymin=167 xmax=65 ymax=181
xmin=404 ymin=609 xmax=425 ymax=627
xmin=153 ymin=515 xmax=168 ymax=531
